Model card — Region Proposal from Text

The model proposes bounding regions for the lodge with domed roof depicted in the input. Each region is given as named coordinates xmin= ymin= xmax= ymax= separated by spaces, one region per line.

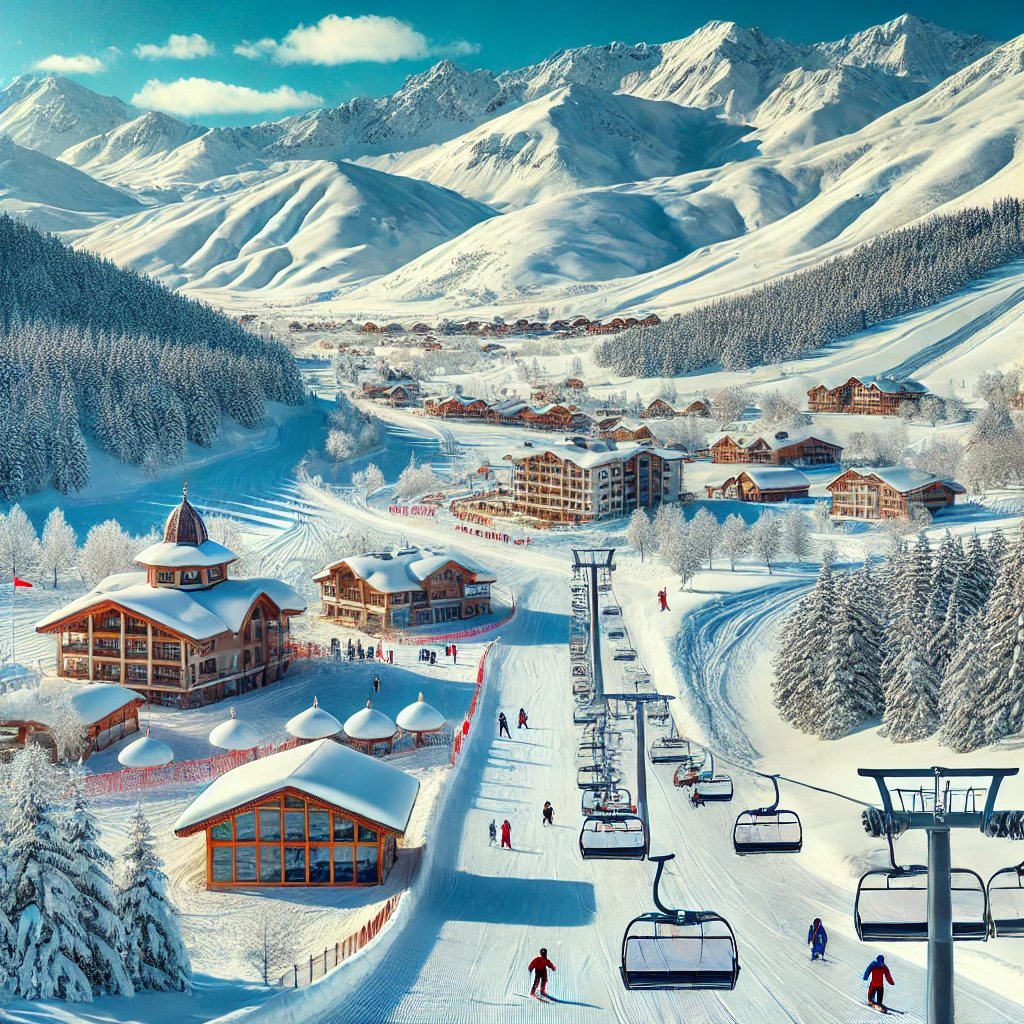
xmin=36 ymin=485 xmax=306 ymax=707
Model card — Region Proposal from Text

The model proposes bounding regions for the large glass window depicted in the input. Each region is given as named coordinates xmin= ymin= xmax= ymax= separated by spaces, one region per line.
xmin=333 ymin=848 xmax=354 ymax=883
xmin=333 ymin=815 xmax=354 ymax=842
xmin=212 ymin=846 xmax=233 ymax=882
xmin=356 ymin=846 xmax=379 ymax=884
xmin=235 ymin=846 xmax=257 ymax=882
xmin=284 ymin=811 xmax=306 ymax=841
xmin=259 ymin=846 xmax=282 ymax=883
xmin=308 ymin=810 xmax=330 ymax=841
xmin=284 ymin=847 xmax=307 ymax=883
xmin=235 ymin=811 xmax=256 ymax=841
xmin=309 ymin=847 xmax=331 ymax=883
xmin=211 ymin=820 xmax=232 ymax=841
xmin=357 ymin=825 xmax=377 ymax=843
xmin=258 ymin=806 xmax=281 ymax=841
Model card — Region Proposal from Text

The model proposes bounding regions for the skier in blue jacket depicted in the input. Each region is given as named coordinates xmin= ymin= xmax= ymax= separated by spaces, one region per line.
xmin=807 ymin=918 xmax=827 ymax=960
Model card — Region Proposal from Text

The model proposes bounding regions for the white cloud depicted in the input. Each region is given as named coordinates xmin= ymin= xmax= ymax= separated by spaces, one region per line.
xmin=134 ymin=33 xmax=216 ymax=60
xmin=131 ymin=77 xmax=322 ymax=117
xmin=33 ymin=53 xmax=107 ymax=75
xmin=235 ymin=14 xmax=443 ymax=66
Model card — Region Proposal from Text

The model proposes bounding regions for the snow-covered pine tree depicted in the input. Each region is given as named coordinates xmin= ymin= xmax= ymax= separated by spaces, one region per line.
xmin=937 ymin=614 xmax=990 ymax=753
xmin=978 ymin=525 xmax=1024 ymax=745
xmin=931 ymin=578 xmax=965 ymax=678
xmin=3 ymin=745 xmax=93 ymax=1001
xmin=929 ymin=531 xmax=964 ymax=624
xmin=116 ymin=806 xmax=192 ymax=994
xmin=719 ymin=513 xmax=750 ymax=570
xmin=626 ymin=508 xmax=654 ymax=562
xmin=959 ymin=532 xmax=992 ymax=615
xmin=688 ymin=507 xmax=719 ymax=570
xmin=38 ymin=509 xmax=78 ymax=589
xmin=882 ymin=630 xmax=942 ymax=743
xmin=64 ymin=775 xmax=133 ymax=996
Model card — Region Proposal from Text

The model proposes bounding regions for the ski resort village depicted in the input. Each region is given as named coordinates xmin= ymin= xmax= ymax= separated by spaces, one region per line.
xmin=4 ymin=3 xmax=1024 ymax=1023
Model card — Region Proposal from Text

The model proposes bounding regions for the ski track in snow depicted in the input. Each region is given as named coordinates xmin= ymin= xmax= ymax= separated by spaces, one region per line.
xmin=287 ymin=561 xmax=1024 ymax=1024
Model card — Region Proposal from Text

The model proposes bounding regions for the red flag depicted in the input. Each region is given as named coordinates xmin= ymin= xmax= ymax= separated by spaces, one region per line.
xmin=13 ymin=577 xmax=32 ymax=588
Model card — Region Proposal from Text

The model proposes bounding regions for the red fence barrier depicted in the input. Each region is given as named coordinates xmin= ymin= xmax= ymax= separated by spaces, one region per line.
xmin=450 ymin=641 xmax=494 ymax=766
xmin=280 ymin=892 xmax=403 ymax=988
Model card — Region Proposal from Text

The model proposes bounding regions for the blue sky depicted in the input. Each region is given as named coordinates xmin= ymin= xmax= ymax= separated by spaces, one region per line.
xmin=4 ymin=1 xmax=1022 ymax=124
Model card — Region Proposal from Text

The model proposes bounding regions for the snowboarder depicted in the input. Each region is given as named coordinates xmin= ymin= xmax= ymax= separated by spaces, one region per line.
xmin=864 ymin=955 xmax=895 ymax=1010
xmin=528 ymin=948 xmax=556 ymax=998
xmin=498 ymin=712 xmax=511 ymax=739
xmin=690 ymin=788 xmax=704 ymax=809
xmin=542 ymin=802 xmax=554 ymax=826
xmin=658 ymin=588 xmax=669 ymax=611
xmin=373 ymin=675 xmax=381 ymax=694
xmin=518 ymin=707 xmax=529 ymax=729
xmin=501 ymin=819 xmax=512 ymax=850
xmin=488 ymin=819 xmax=497 ymax=845
xmin=808 ymin=918 xmax=828 ymax=961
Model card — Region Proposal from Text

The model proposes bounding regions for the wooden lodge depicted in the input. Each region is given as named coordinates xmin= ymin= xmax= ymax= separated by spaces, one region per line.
xmin=362 ymin=382 xmax=415 ymax=407
xmin=35 ymin=486 xmax=306 ymax=708
xmin=0 ymin=681 xmax=143 ymax=763
xmin=807 ymin=376 xmax=929 ymax=416
xmin=640 ymin=398 xmax=677 ymax=420
xmin=511 ymin=439 xmax=685 ymax=523
xmin=517 ymin=404 xmax=593 ymax=432
xmin=705 ymin=468 xmax=811 ymax=503
xmin=826 ymin=468 xmax=966 ymax=520
xmin=599 ymin=418 xmax=654 ymax=442
xmin=424 ymin=395 xmax=490 ymax=419
xmin=173 ymin=739 xmax=419 ymax=888
xmin=710 ymin=430 xmax=843 ymax=466
xmin=314 ymin=547 xmax=497 ymax=632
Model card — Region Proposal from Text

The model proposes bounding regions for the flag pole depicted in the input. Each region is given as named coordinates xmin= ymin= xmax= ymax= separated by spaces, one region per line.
xmin=11 ymin=562 xmax=16 ymax=667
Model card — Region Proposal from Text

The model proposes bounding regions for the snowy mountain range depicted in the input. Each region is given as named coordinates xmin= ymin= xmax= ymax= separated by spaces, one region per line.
xmin=1 ymin=14 xmax=1021 ymax=311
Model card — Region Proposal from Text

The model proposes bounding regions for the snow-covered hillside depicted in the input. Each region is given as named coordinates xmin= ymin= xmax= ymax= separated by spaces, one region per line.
xmin=67 ymin=160 xmax=495 ymax=294
xmin=0 ymin=136 xmax=142 ymax=231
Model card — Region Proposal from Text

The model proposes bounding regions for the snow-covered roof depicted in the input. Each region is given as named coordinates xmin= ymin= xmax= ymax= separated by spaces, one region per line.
xmin=35 ymin=573 xmax=306 ymax=642
xmin=173 ymin=738 xmax=420 ymax=836
xmin=316 ymin=547 xmax=497 ymax=594
xmin=0 ymin=680 xmax=141 ymax=727
xmin=344 ymin=701 xmax=398 ymax=741
xmin=732 ymin=467 xmax=811 ymax=490
xmin=286 ymin=701 xmax=343 ymax=740
xmin=513 ymin=441 xmax=686 ymax=470
xmin=209 ymin=710 xmax=260 ymax=751
xmin=396 ymin=694 xmax=445 ymax=734
xmin=831 ymin=467 xmax=966 ymax=494
xmin=816 ymin=374 xmax=928 ymax=395
xmin=135 ymin=538 xmax=237 ymax=569
xmin=712 ymin=430 xmax=837 ymax=452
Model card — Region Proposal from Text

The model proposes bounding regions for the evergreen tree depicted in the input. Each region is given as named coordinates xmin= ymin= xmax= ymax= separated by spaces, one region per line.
xmin=64 ymin=776 xmax=133 ymax=996
xmin=3 ymin=746 xmax=93 ymax=1001
xmin=116 ymin=807 xmax=192 ymax=994
xmin=938 ymin=614 xmax=989 ymax=753
xmin=959 ymin=532 xmax=991 ymax=614
xmin=882 ymin=633 xmax=941 ymax=742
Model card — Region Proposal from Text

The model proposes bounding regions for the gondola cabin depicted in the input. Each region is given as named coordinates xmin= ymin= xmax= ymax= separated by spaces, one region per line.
xmin=173 ymin=738 xmax=419 ymax=887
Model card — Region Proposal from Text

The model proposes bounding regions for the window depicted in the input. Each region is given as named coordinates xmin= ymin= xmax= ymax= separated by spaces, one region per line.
xmin=235 ymin=812 xmax=256 ymax=841
xmin=212 ymin=847 xmax=233 ymax=882
xmin=285 ymin=811 xmax=306 ymax=841
xmin=284 ymin=847 xmax=307 ymax=882
xmin=208 ymin=566 xmax=223 ymax=582
xmin=258 ymin=806 xmax=281 ymax=841
xmin=181 ymin=570 xmax=200 ymax=585
xmin=308 ymin=810 xmax=330 ymax=841
xmin=333 ymin=816 xmax=354 ymax=842
xmin=211 ymin=820 xmax=232 ymax=841
xmin=235 ymin=846 xmax=257 ymax=882
xmin=259 ymin=846 xmax=282 ymax=883
xmin=357 ymin=825 xmax=377 ymax=843
xmin=333 ymin=849 xmax=354 ymax=883
xmin=158 ymin=571 xmax=175 ymax=584
xmin=356 ymin=845 xmax=379 ymax=883
xmin=309 ymin=847 xmax=331 ymax=883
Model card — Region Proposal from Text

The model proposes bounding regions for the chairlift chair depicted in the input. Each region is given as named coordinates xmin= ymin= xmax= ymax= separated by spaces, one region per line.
xmin=573 ymin=704 xmax=603 ymax=725
xmin=579 ymin=815 xmax=648 ymax=860
xmin=598 ymin=583 xmax=612 ymax=593
xmin=733 ymin=776 xmax=803 ymax=854
xmin=675 ymin=753 xmax=733 ymax=801
xmin=572 ymin=664 xmax=589 ymax=677
xmin=621 ymin=854 xmax=739 ymax=990
xmin=646 ymin=699 xmax=670 ymax=725
xmin=614 ymin=647 xmax=638 ymax=661
xmin=602 ymin=606 xmax=621 ymax=616
xmin=578 ymin=766 xmax=624 ymax=790
xmin=607 ymin=628 xmax=626 ymax=640
xmin=650 ymin=737 xmax=704 ymax=767
xmin=853 ymin=833 xmax=988 ymax=941
xmin=572 ymin=681 xmax=593 ymax=697
xmin=583 ymin=787 xmax=636 ymax=816
xmin=988 ymin=863 xmax=1024 ymax=937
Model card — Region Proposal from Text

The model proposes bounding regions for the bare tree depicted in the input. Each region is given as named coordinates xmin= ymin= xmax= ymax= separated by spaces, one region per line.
xmin=38 ymin=508 xmax=78 ymax=589
xmin=719 ymin=514 xmax=750 ymax=570
xmin=245 ymin=912 xmax=300 ymax=985
xmin=689 ymin=508 xmax=720 ymax=570
xmin=750 ymin=512 xmax=783 ymax=575
xmin=626 ymin=509 xmax=654 ymax=563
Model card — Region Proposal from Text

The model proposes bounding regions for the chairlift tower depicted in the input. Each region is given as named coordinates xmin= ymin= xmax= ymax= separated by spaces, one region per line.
xmin=572 ymin=548 xmax=615 ymax=702
xmin=859 ymin=766 xmax=1022 ymax=1024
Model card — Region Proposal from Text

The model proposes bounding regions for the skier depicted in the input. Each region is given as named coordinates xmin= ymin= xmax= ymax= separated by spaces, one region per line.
xmin=518 ymin=707 xmax=529 ymax=729
xmin=452 ymin=644 xmax=458 ymax=665
xmin=498 ymin=712 xmax=511 ymax=739
xmin=863 ymin=955 xmax=895 ymax=1010
xmin=528 ymin=948 xmax=556 ymax=999
xmin=373 ymin=675 xmax=381 ymax=694
xmin=808 ymin=918 xmax=828 ymax=961
xmin=488 ymin=819 xmax=497 ymax=845
xmin=690 ymin=788 xmax=704 ymax=809
xmin=542 ymin=801 xmax=554 ymax=826
xmin=501 ymin=819 xmax=512 ymax=850
xmin=658 ymin=588 xmax=669 ymax=611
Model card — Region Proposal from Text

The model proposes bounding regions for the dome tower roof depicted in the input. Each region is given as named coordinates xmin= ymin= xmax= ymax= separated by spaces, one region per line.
xmin=163 ymin=481 xmax=209 ymax=546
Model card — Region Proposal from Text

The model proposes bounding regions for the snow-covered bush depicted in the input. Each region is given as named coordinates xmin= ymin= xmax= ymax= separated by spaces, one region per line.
xmin=80 ymin=520 xmax=138 ymax=586
xmin=326 ymin=428 xmax=355 ymax=462
xmin=395 ymin=456 xmax=444 ymax=500
xmin=718 ymin=514 xmax=750 ymax=570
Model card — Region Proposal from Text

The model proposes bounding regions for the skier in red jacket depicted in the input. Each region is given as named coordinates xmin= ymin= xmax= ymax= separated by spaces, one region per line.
xmin=528 ymin=948 xmax=556 ymax=997
xmin=863 ymin=955 xmax=894 ymax=1009
xmin=501 ymin=819 xmax=512 ymax=850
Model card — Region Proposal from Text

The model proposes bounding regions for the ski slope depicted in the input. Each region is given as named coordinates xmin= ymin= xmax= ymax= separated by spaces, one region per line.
xmin=230 ymin=521 xmax=1024 ymax=1024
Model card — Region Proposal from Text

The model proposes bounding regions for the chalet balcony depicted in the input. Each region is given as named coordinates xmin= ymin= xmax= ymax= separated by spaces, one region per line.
xmin=94 ymin=664 xmax=122 ymax=682
xmin=62 ymin=642 xmax=89 ymax=654
xmin=152 ymin=667 xmax=182 ymax=685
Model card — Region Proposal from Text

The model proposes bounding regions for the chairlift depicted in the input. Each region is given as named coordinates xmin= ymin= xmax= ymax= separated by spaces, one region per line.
xmin=573 ymin=704 xmax=603 ymax=725
xmin=602 ymin=606 xmax=621 ymax=616
xmin=988 ymin=863 xmax=1024 ymax=937
xmin=614 ymin=647 xmax=638 ymax=661
xmin=607 ymin=627 xmax=626 ymax=640
xmin=733 ymin=775 xmax=802 ymax=854
xmin=646 ymin=699 xmax=670 ymax=725
xmin=578 ymin=766 xmax=624 ymax=790
xmin=649 ymin=736 xmax=704 ymax=767
xmin=583 ymin=787 xmax=636 ymax=816
xmin=579 ymin=815 xmax=648 ymax=860
xmin=572 ymin=681 xmax=593 ymax=697
xmin=621 ymin=854 xmax=739 ymax=990
xmin=598 ymin=583 xmax=612 ymax=593
xmin=572 ymin=664 xmax=589 ymax=677
xmin=853 ymin=833 xmax=988 ymax=941
xmin=675 ymin=753 xmax=733 ymax=801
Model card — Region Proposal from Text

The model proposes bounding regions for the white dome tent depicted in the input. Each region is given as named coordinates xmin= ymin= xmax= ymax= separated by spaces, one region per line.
xmin=396 ymin=693 xmax=445 ymax=747
xmin=209 ymin=708 xmax=260 ymax=753
xmin=286 ymin=697 xmax=343 ymax=741
xmin=344 ymin=700 xmax=398 ymax=755
xmin=118 ymin=727 xmax=173 ymax=768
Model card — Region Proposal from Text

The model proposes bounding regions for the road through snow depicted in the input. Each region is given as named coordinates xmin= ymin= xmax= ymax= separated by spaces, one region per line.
xmin=301 ymin=560 xmax=1023 ymax=1024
